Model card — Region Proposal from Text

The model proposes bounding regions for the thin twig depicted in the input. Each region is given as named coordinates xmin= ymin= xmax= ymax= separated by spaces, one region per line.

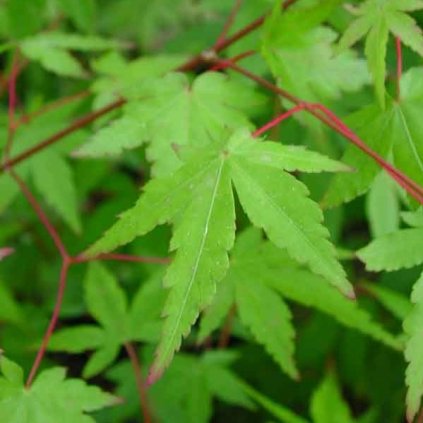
xmin=177 ymin=0 xmax=298 ymax=72
xmin=214 ymin=0 xmax=243 ymax=51
xmin=3 ymin=52 xmax=20 ymax=165
xmin=0 ymin=98 xmax=126 ymax=173
xmin=26 ymin=259 xmax=71 ymax=387
xmin=209 ymin=50 xmax=256 ymax=72
xmin=124 ymin=342 xmax=152 ymax=423
xmin=10 ymin=171 xmax=69 ymax=258
xmin=218 ymin=305 xmax=236 ymax=349
xmin=395 ymin=37 xmax=402 ymax=101
xmin=17 ymin=90 xmax=91 ymax=126
xmin=0 ymin=0 xmax=297 ymax=172
xmin=252 ymin=104 xmax=307 ymax=137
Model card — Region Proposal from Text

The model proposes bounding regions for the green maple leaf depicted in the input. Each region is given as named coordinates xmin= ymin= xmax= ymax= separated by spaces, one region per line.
xmin=90 ymin=52 xmax=186 ymax=100
xmin=325 ymin=68 xmax=423 ymax=207
xmin=0 ymin=356 xmax=117 ymax=423
xmin=310 ymin=371 xmax=354 ymax=423
xmin=77 ymin=72 xmax=265 ymax=176
xmin=49 ymin=264 xmax=165 ymax=377
xmin=338 ymin=0 xmax=423 ymax=107
xmin=201 ymin=229 xmax=401 ymax=351
xmin=262 ymin=2 xmax=369 ymax=104
xmin=85 ymin=128 xmax=352 ymax=379
xmin=357 ymin=227 xmax=423 ymax=272
xmin=404 ymin=271 xmax=423 ymax=422
xmin=199 ymin=229 xmax=298 ymax=379
xmin=20 ymin=32 xmax=120 ymax=77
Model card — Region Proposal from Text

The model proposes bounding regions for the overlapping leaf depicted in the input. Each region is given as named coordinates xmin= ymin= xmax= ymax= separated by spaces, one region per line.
xmin=77 ymin=72 xmax=265 ymax=176
xmin=262 ymin=2 xmax=369 ymax=104
xmin=338 ymin=0 xmax=423 ymax=107
xmin=311 ymin=371 xmax=354 ymax=423
xmin=49 ymin=264 xmax=165 ymax=377
xmin=0 ymin=356 xmax=117 ymax=423
xmin=86 ymin=128 xmax=351 ymax=379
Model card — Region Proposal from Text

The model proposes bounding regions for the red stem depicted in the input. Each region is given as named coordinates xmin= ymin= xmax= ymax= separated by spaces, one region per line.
xmin=214 ymin=0 xmax=243 ymax=51
xmin=395 ymin=37 xmax=402 ymax=101
xmin=218 ymin=305 xmax=236 ymax=349
xmin=11 ymin=171 xmax=69 ymax=258
xmin=0 ymin=0 xmax=299 ymax=171
xmin=3 ymin=52 xmax=20 ymax=165
xmin=26 ymin=259 xmax=71 ymax=387
xmin=252 ymin=104 xmax=307 ymax=137
xmin=0 ymin=98 xmax=126 ymax=173
xmin=209 ymin=50 xmax=256 ymax=72
xmin=219 ymin=60 xmax=423 ymax=204
xmin=124 ymin=342 xmax=153 ymax=423
xmin=17 ymin=90 xmax=91 ymax=126
xmin=177 ymin=0 xmax=298 ymax=72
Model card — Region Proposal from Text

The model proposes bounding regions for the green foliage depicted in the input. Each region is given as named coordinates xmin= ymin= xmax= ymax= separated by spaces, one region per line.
xmin=404 ymin=271 xmax=423 ymax=421
xmin=338 ymin=0 xmax=423 ymax=107
xmin=1 ymin=1 xmax=423 ymax=422
xmin=77 ymin=72 xmax=265 ymax=176
xmin=86 ymin=129 xmax=353 ymax=379
xmin=49 ymin=264 xmax=165 ymax=377
xmin=325 ymin=68 xmax=423 ymax=206
xmin=0 ymin=356 xmax=117 ymax=422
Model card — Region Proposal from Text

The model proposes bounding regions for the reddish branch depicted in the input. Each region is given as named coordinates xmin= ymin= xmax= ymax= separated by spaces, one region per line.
xmin=124 ymin=342 xmax=153 ymax=423
xmin=219 ymin=60 xmax=423 ymax=204
xmin=0 ymin=98 xmax=125 ymax=172
xmin=26 ymin=260 xmax=71 ymax=387
xmin=213 ymin=0 xmax=243 ymax=51
xmin=0 ymin=0 xmax=299 ymax=173
xmin=17 ymin=90 xmax=91 ymax=126
xmin=218 ymin=305 xmax=236 ymax=349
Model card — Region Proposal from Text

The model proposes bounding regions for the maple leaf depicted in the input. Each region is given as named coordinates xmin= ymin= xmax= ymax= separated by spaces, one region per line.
xmin=262 ymin=2 xmax=369 ymax=104
xmin=20 ymin=32 xmax=120 ymax=77
xmin=338 ymin=0 xmax=423 ymax=107
xmin=0 ymin=356 xmax=117 ymax=423
xmin=85 ymin=128 xmax=352 ymax=380
xmin=310 ymin=371 xmax=354 ymax=423
xmin=77 ymin=72 xmax=265 ymax=176
xmin=49 ymin=264 xmax=165 ymax=377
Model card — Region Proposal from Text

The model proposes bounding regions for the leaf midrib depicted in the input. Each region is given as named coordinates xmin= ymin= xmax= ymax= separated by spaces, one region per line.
xmin=161 ymin=158 xmax=226 ymax=363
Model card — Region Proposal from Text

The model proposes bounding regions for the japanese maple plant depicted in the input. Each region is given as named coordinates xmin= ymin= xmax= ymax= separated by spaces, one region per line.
xmin=0 ymin=0 xmax=423 ymax=422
